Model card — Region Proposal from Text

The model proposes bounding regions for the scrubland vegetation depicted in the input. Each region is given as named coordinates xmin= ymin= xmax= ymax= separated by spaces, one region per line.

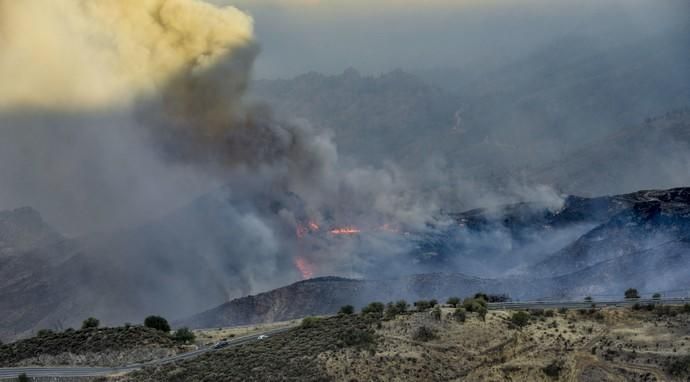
xmin=118 ymin=294 xmax=690 ymax=381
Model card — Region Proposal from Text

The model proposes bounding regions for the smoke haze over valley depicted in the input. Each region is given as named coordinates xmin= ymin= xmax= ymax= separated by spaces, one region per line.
xmin=0 ymin=0 xmax=688 ymax=343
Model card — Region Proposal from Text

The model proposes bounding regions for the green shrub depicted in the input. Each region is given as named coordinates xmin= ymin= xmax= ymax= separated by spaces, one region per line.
xmin=17 ymin=373 xmax=29 ymax=382
xmin=683 ymin=304 xmax=690 ymax=313
xmin=474 ymin=293 xmax=489 ymax=302
xmin=446 ymin=297 xmax=461 ymax=308
xmin=414 ymin=300 xmax=433 ymax=312
xmin=384 ymin=302 xmax=399 ymax=319
xmin=412 ymin=326 xmax=436 ymax=342
xmin=429 ymin=299 xmax=438 ymax=307
xmin=81 ymin=317 xmax=100 ymax=329
xmin=361 ymin=302 xmax=385 ymax=317
xmin=510 ymin=311 xmax=531 ymax=328
xmin=558 ymin=307 xmax=568 ymax=315
xmin=301 ymin=316 xmax=323 ymax=329
xmin=36 ymin=329 xmax=54 ymax=337
xmin=667 ymin=356 xmax=690 ymax=377
xmin=338 ymin=305 xmax=354 ymax=315
xmin=543 ymin=360 xmax=562 ymax=378
xmin=144 ymin=316 xmax=170 ymax=332
xmin=584 ymin=296 xmax=593 ymax=302
xmin=394 ymin=300 xmax=409 ymax=313
xmin=652 ymin=293 xmax=661 ymax=300
xmin=172 ymin=327 xmax=195 ymax=343
xmin=544 ymin=309 xmax=555 ymax=317
xmin=462 ymin=297 xmax=487 ymax=313
xmin=453 ymin=308 xmax=466 ymax=323
xmin=624 ymin=288 xmax=640 ymax=299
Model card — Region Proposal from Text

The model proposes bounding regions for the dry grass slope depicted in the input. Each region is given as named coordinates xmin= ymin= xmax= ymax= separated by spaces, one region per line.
xmin=114 ymin=304 xmax=690 ymax=381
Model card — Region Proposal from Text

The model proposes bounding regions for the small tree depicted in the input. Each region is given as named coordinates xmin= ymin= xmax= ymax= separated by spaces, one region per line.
xmin=584 ymin=296 xmax=593 ymax=303
xmin=361 ymin=302 xmax=385 ymax=317
xmin=338 ymin=305 xmax=354 ymax=315
xmin=462 ymin=297 xmax=487 ymax=313
xmin=172 ymin=327 xmax=196 ymax=343
xmin=474 ymin=293 xmax=489 ymax=302
xmin=144 ymin=316 xmax=171 ymax=332
xmin=81 ymin=317 xmax=100 ymax=329
xmin=429 ymin=299 xmax=438 ymax=307
xmin=384 ymin=302 xmax=400 ymax=319
xmin=510 ymin=311 xmax=531 ymax=328
xmin=446 ymin=297 xmax=461 ymax=308
xmin=625 ymin=288 xmax=640 ymax=299
xmin=18 ymin=373 xmax=29 ymax=382
xmin=652 ymin=293 xmax=661 ymax=300
xmin=394 ymin=300 xmax=409 ymax=313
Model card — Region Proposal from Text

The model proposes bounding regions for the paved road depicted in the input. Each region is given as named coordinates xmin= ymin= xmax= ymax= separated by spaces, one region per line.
xmin=488 ymin=297 xmax=690 ymax=310
xmin=0 ymin=326 xmax=294 ymax=380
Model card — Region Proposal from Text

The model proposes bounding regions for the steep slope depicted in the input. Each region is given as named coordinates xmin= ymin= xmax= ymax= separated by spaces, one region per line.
xmin=531 ymin=188 xmax=690 ymax=277
xmin=178 ymin=274 xmax=512 ymax=329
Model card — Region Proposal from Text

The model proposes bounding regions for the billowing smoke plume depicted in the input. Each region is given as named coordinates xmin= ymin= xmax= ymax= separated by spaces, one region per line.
xmin=0 ymin=0 xmax=253 ymax=109
xmin=0 ymin=0 xmax=449 ymax=311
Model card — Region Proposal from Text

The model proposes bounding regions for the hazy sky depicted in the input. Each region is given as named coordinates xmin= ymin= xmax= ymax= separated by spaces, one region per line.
xmin=215 ymin=0 xmax=688 ymax=79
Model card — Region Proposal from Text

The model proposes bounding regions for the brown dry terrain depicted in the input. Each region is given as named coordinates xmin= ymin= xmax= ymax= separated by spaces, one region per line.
xmin=113 ymin=303 xmax=690 ymax=381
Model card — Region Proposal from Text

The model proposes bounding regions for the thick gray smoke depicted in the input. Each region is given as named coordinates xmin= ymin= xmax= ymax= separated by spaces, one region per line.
xmin=0 ymin=0 xmax=452 ymax=321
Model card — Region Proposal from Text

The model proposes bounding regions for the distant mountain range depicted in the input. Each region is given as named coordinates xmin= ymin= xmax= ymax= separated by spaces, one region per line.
xmin=250 ymin=26 xmax=690 ymax=198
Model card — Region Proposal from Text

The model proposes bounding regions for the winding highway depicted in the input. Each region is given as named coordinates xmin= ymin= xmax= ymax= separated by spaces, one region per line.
xmin=0 ymin=326 xmax=294 ymax=380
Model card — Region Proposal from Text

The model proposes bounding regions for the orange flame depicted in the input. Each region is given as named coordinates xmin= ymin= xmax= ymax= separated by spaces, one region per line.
xmin=329 ymin=227 xmax=361 ymax=235
xmin=294 ymin=256 xmax=315 ymax=279
xmin=296 ymin=220 xmax=321 ymax=238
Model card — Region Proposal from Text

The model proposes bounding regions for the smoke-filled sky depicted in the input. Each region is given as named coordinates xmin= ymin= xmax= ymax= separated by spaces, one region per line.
xmin=217 ymin=0 xmax=688 ymax=78
xmin=0 ymin=0 xmax=688 ymax=326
